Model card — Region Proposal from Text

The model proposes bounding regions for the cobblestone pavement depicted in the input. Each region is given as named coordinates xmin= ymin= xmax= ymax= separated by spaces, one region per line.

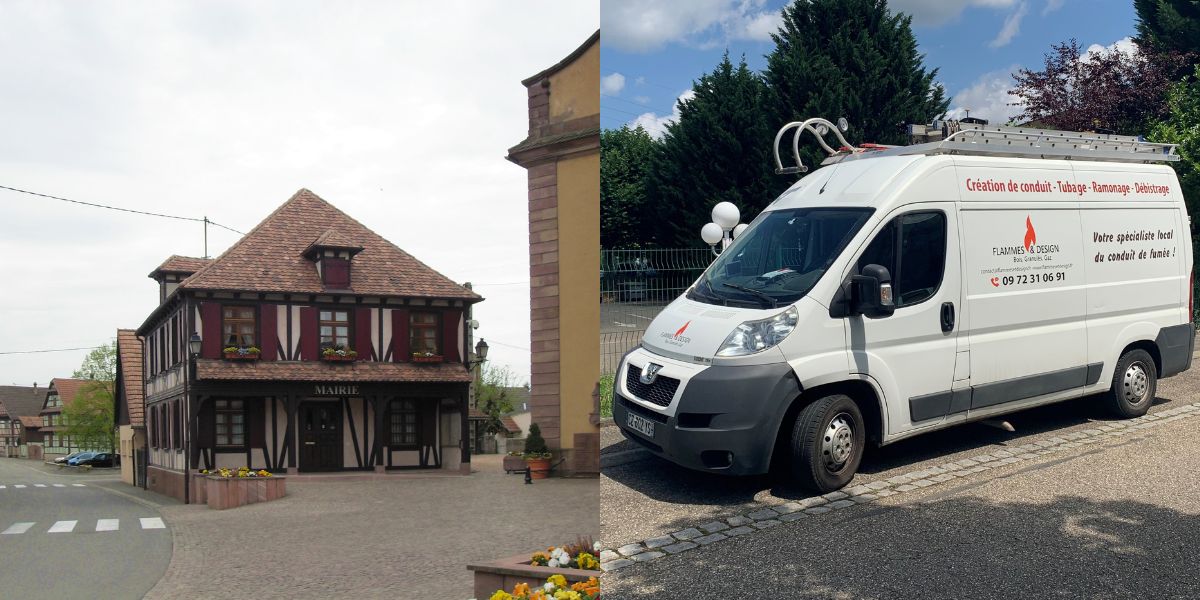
xmin=601 ymin=358 xmax=1200 ymax=598
xmin=143 ymin=455 xmax=598 ymax=600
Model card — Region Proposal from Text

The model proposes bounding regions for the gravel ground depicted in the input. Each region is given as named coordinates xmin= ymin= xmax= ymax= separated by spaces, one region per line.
xmin=602 ymin=363 xmax=1200 ymax=599
xmin=141 ymin=455 xmax=598 ymax=599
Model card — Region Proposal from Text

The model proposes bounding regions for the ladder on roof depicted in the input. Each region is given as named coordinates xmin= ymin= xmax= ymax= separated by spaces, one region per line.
xmin=903 ymin=122 xmax=1179 ymax=163
xmin=773 ymin=118 xmax=1179 ymax=175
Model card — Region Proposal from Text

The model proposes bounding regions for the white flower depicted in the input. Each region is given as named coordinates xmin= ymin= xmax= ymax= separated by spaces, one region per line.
xmin=548 ymin=559 xmax=559 ymax=568
xmin=544 ymin=583 xmax=555 ymax=592
xmin=593 ymin=541 xmax=601 ymax=552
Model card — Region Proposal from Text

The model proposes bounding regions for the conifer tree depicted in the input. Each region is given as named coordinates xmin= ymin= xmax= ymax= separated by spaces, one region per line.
xmin=647 ymin=53 xmax=781 ymax=247
xmin=764 ymin=0 xmax=949 ymax=174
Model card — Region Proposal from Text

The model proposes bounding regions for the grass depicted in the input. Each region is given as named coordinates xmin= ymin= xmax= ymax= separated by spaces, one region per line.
xmin=599 ymin=373 xmax=614 ymax=418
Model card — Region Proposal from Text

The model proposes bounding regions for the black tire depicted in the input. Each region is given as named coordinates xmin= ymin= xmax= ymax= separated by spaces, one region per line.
xmin=1106 ymin=349 xmax=1157 ymax=418
xmin=789 ymin=394 xmax=865 ymax=493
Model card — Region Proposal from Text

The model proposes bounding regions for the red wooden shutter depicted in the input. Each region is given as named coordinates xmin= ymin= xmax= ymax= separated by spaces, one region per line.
xmin=248 ymin=400 xmax=265 ymax=448
xmin=355 ymin=307 xmax=373 ymax=361
xmin=299 ymin=307 xmax=319 ymax=361
xmin=442 ymin=309 xmax=462 ymax=363
xmin=259 ymin=304 xmax=277 ymax=361
xmin=324 ymin=258 xmax=350 ymax=288
xmin=392 ymin=308 xmax=410 ymax=362
xmin=200 ymin=303 xmax=222 ymax=359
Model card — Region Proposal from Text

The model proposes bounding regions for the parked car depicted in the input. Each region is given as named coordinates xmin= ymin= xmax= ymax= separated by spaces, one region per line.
xmin=53 ymin=451 xmax=86 ymax=464
xmin=74 ymin=452 xmax=116 ymax=468
xmin=65 ymin=452 xmax=97 ymax=466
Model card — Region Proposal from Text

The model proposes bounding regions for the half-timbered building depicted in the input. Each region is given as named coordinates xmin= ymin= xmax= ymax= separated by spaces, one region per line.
xmin=136 ymin=189 xmax=481 ymax=502
xmin=0 ymin=385 xmax=46 ymax=458
xmin=40 ymin=378 xmax=91 ymax=459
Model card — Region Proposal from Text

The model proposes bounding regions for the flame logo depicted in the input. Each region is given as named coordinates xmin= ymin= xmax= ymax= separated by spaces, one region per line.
xmin=1023 ymin=216 xmax=1036 ymax=251
xmin=674 ymin=321 xmax=691 ymax=338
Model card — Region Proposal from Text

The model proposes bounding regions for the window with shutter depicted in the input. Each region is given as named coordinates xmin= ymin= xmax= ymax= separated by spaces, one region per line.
xmin=323 ymin=257 xmax=350 ymax=288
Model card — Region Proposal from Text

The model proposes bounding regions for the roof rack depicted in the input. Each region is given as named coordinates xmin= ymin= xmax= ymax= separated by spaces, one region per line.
xmin=900 ymin=121 xmax=1179 ymax=163
xmin=773 ymin=118 xmax=1179 ymax=175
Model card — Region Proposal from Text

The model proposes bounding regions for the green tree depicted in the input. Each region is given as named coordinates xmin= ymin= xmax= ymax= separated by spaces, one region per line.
xmin=474 ymin=364 xmax=520 ymax=436
xmin=601 ymin=125 xmax=659 ymax=248
xmin=1135 ymin=0 xmax=1200 ymax=58
xmin=62 ymin=381 xmax=115 ymax=452
xmin=72 ymin=342 xmax=117 ymax=396
xmin=764 ymin=0 xmax=949 ymax=172
xmin=1150 ymin=65 xmax=1200 ymax=235
xmin=648 ymin=53 xmax=782 ymax=247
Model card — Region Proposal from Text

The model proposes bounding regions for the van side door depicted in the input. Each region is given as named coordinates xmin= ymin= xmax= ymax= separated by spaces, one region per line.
xmin=844 ymin=203 xmax=963 ymax=434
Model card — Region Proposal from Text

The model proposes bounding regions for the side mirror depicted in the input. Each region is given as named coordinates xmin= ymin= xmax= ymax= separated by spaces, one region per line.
xmin=849 ymin=264 xmax=895 ymax=318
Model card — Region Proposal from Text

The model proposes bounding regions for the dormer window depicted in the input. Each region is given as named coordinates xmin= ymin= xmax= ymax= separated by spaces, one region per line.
xmin=302 ymin=230 xmax=363 ymax=290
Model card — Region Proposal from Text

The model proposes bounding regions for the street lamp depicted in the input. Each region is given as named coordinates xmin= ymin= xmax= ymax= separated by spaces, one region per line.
xmin=472 ymin=338 xmax=489 ymax=367
xmin=702 ymin=201 xmax=747 ymax=256
xmin=188 ymin=332 xmax=202 ymax=357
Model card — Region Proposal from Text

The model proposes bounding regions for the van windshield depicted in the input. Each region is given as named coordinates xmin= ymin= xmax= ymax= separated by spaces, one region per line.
xmin=689 ymin=207 xmax=874 ymax=308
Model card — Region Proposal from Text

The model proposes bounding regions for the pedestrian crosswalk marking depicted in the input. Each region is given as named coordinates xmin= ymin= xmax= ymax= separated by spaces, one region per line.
xmin=33 ymin=484 xmax=46 ymax=488
xmin=47 ymin=520 xmax=77 ymax=533
xmin=13 ymin=485 xmax=25 ymax=488
xmin=2 ymin=522 xmax=34 ymax=535
xmin=0 ymin=485 xmax=5 ymax=489
xmin=95 ymin=519 xmax=119 ymax=532
xmin=71 ymin=484 xmax=86 ymax=487
xmin=52 ymin=484 xmax=65 ymax=488
xmin=140 ymin=517 xmax=165 ymax=529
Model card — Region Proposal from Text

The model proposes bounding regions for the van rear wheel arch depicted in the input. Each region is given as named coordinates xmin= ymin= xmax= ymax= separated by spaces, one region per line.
xmin=1119 ymin=340 xmax=1162 ymax=377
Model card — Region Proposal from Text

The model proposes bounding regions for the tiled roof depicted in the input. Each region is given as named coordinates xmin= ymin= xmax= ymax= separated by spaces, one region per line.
xmin=116 ymin=329 xmax=144 ymax=427
xmin=466 ymin=408 xmax=522 ymax=434
xmin=17 ymin=415 xmax=41 ymax=428
xmin=178 ymin=189 xmax=481 ymax=300
xmin=304 ymin=229 xmax=363 ymax=255
xmin=196 ymin=359 xmax=473 ymax=383
xmin=150 ymin=255 xmax=212 ymax=277
xmin=47 ymin=378 xmax=92 ymax=409
xmin=0 ymin=385 xmax=46 ymax=418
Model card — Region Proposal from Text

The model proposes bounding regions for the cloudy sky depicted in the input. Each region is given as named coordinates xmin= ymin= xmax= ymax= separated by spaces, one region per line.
xmin=0 ymin=1 xmax=598 ymax=386
xmin=601 ymin=0 xmax=1137 ymax=136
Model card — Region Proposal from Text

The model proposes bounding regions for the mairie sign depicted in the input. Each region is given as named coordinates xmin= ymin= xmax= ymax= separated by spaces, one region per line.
xmin=313 ymin=384 xmax=359 ymax=396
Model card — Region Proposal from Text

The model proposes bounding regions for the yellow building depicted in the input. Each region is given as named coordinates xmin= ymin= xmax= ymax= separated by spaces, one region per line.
xmin=506 ymin=31 xmax=600 ymax=475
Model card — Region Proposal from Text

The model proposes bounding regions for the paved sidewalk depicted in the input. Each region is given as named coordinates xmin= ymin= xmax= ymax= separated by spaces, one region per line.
xmin=144 ymin=455 xmax=598 ymax=599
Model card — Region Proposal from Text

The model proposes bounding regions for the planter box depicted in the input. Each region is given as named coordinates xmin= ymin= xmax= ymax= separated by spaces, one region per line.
xmin=503 ymin=455 xmax=527 ymax=473
xmin=411 ymin=355 xmax=444 ymax=364
xmin=526 ymin=457 xmax=550 ymax=479
xmin=204 ymin=475 xmax=286 ymax=510
xmin=223 ymin=352 xmax=260 ymax=361
xmin=321 ymin=354 xmax=357 ymax=362
xmin=468 ymin=554 xmax=598 ymax=600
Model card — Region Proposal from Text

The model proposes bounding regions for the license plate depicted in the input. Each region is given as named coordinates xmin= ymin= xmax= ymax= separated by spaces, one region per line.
xmin=626 ymin=412 xmax=655 ymax=438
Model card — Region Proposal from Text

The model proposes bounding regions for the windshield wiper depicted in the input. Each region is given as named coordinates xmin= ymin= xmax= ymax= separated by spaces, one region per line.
xmin=722 ymin=283 xmax=777 ymax=308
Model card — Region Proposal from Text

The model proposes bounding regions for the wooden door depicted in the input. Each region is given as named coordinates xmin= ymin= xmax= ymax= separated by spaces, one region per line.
xmin=299 ymin=402 xmax=342 ymax=472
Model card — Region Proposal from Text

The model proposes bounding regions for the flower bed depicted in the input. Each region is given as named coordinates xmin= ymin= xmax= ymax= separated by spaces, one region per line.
xmin=199 ymin=467 xmax=285 ymax=510
xmin=486 ymin=574 xmax=600 ymax=600
xmin=469 ymin=540 xmax=601 ymax=599
xmin=411 ymin=353 xmax=444 ymax=364
xmin=321 ymin=347 xmax=358 ymax=362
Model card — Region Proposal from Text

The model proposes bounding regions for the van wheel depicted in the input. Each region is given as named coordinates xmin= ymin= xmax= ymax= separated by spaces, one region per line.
xmin=1106 ymin=349 xmax=1157 ymax=418
xmin=789 ymin=394 xmax=864 ymax=493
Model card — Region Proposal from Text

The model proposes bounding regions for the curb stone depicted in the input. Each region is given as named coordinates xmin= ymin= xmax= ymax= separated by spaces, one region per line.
xmin=600 ymin=401 xmax=1200 ymax=572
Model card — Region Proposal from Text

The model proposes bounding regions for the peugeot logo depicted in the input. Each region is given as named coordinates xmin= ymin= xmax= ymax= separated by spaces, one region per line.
xmin=640 ymin=363 xmax=663 ymax=385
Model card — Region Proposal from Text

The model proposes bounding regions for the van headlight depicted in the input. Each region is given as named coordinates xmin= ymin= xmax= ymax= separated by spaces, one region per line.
xmin=716 ymin=306 xmax=799 ymax=357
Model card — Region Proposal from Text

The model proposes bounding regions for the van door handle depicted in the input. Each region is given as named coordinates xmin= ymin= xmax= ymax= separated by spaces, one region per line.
xmin=940 ymin=302 xmax=955 ymax=332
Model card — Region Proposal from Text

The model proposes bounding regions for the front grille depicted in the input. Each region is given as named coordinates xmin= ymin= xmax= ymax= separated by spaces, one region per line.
xmin=626 ymin=365 xmax=681 ymax=408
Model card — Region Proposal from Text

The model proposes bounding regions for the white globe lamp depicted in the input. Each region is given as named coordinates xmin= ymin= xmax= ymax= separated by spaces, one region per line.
xmin=711 ymin=202 xmax=740 ymax=230
xmin=701 ymin=222 xmax=724 ymax=246
xmin=732 ymin=223 xmax=749 ymax=239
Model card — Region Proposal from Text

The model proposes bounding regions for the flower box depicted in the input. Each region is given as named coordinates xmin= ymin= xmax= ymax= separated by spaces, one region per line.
xmin=525 ymin=457 xmax=551 ymax=480
xmin=203 ymin=474 xmax=286 ymax=510
xmin=467 ymin=554 xmax=598 ymax=600
xmin=411 ymin=354 xmax=444 ymax=364
xmin=223 ymin=351 xmax=260 ymax=361
xmin=321 ymin=353 xmax=357 ymax=363
xmin=503 ymin=454 xmax=527 ymax=473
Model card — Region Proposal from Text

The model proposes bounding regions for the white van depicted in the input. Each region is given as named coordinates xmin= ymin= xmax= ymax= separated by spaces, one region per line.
xmin=614 ymin=118 xmax=1194 ymax=492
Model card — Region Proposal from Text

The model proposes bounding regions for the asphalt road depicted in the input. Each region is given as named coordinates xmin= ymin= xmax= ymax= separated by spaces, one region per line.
xmin=0 ymin=459 xmax=171 ymax=600
xmin=602 ymin=359 xmax=1200 ymax=599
